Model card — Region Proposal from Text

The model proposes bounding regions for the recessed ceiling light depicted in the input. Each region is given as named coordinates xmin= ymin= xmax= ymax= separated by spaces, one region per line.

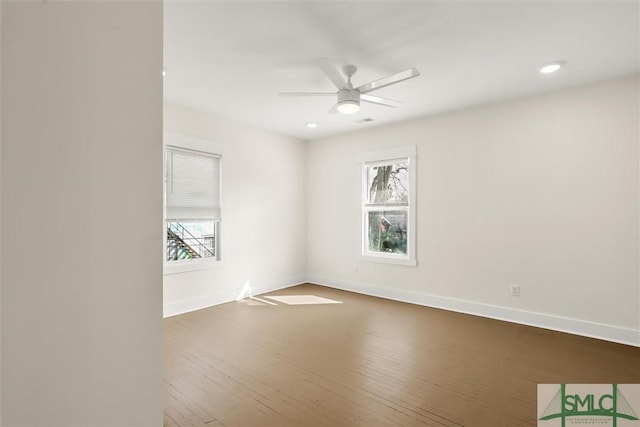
xmin=162 ymin=67 xmax=167 ymax=77
xmin=540 ymin=61 xmax=566 ymax=74
xmin=306 ymin=122 xmax=318 ymax=129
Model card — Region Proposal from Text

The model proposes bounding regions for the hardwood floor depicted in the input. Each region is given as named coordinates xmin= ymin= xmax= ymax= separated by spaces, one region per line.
xmin=164 ymin=284 xmax=640 ymax=426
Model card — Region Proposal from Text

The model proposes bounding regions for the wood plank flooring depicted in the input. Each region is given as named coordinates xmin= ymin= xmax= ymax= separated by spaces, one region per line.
xmin=164 ymin=284 xmax=640 ymax=426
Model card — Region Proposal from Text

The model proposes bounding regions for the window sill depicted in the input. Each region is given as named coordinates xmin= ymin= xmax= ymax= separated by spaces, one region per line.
xmin=358 ymin=254 xmax=417 ymax=267
xmin=163 ymin=258 xmax=222 ymax=275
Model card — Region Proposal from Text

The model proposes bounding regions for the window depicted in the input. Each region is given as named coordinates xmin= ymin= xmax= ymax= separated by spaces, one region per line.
xmin=359 ymin=146 xmax=416 ymax=266
xmin=164 ymin=134 xmax=223 ymax=272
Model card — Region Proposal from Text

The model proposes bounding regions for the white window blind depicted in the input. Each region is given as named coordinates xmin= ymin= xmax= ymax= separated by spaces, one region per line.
xmin=165 ymin=147 xmax=220 ymax=220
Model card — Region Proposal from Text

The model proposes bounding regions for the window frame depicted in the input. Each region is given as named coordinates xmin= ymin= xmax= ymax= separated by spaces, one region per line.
xmin=163 ymin=132 xmax=225 ymax=275
xmin=357 ymin=146 xmax=417 ymax=266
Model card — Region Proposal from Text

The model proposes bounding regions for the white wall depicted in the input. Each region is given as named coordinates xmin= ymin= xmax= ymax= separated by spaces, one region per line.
xmin=1 ymin=2 xmax=163 ymax=425
xmin=308 ymin=75 xmax=640 ymax=345
xmin=163 ymin=102 xmax=307 ymax=316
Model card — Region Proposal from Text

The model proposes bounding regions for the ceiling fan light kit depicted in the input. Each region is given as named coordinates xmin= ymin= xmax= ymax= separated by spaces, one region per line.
xmin=337 ymin=89 xmax=361 ymax=114
xmin=280 ymin=58 xmax=420 ymax=116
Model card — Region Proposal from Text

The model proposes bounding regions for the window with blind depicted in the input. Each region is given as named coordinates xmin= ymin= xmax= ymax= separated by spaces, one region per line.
xmin=165 ymin=146 xmax=221 ymax=263
xmin=359 ymin=146 xmax=416 ymax=266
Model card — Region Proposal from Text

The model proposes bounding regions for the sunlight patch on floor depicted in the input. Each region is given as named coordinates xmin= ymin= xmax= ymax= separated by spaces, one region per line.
xmin=263 ymin=295 xmax=342 ymax=305
xmin=238 ymin=299 xmax=266 ymax=306
xmin=251 ymin=296 xmax=278 ymax=305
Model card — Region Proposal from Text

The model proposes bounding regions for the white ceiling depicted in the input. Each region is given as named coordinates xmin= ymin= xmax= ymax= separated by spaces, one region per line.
xmin=164 ymin=1 xmax=639 ymax=141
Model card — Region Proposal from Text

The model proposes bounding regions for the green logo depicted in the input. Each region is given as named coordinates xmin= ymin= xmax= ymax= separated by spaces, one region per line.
xmin=539 ymin=384 xmax=639 ymax=426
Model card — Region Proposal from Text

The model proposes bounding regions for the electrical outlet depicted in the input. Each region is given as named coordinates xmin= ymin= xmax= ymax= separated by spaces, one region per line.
xmin=510 ymin=284 xmax=520 ymax=297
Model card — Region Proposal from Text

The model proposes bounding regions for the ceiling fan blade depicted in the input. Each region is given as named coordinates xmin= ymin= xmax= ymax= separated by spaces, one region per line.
xmin=279 ymin=92 xmax=335 ymax=97
xmin=356 ymin=67 xmax=420 ymax=94
xmin=361 ymin=94 xmax=401 ymax=108
xmin=317 ymin=58 xmax=348 ymax=90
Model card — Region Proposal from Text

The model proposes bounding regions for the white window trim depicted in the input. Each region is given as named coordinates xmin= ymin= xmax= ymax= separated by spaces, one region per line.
xmin=163 ymin=132 xmax=225 ymax=275
xmin=357 ymin=145 xmax=417 ymax=266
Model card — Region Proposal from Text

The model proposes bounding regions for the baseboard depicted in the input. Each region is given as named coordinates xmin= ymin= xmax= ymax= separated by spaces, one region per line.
xmin=307 ymin=275 xmax=640 ymax=348
xmin=163 ymin=275 xmax=306 ymax=318
xmin=164 ymin=273 xmax=640 ymax=347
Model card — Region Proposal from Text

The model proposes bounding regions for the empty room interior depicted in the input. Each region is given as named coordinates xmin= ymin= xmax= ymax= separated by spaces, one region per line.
xmin=1 ymin=1 xmax=639 ymax=426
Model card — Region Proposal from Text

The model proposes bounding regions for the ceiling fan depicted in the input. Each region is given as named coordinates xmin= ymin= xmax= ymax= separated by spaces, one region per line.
xmin=279 ymin=58 xmax=420 ymax=115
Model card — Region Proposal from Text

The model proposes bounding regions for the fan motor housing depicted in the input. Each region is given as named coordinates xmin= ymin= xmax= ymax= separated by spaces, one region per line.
xmin=338 ymin=89 xmax=360 ymax=104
